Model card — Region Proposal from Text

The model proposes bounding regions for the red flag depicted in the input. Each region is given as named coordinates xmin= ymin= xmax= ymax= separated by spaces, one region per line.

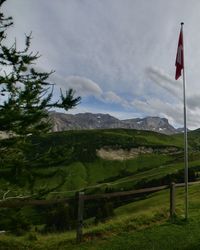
xmin=175 ymin=27 xmax=184 ymax=80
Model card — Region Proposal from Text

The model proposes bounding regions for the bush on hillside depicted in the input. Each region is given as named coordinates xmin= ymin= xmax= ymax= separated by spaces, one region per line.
xmin=135 ymin=168 xmax=197 ymax=189
xmin=95 ymin=200 xmax=114 ymax=224
xmin=0 ymin=208 xmax=31 ymax=235
xmin=44 ymin=203 xmax=76 ymax=232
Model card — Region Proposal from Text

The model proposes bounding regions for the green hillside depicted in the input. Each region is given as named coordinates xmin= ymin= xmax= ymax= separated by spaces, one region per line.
xmin=1 ymin=128 xmax=200 ymax=238
xmin=1 ymin=128 xmax=200 ymax=198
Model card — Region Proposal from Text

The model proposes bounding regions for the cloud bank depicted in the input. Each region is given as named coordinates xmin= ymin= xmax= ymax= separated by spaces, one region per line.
xmin=3 ymin=0 xmax=200 ymax=129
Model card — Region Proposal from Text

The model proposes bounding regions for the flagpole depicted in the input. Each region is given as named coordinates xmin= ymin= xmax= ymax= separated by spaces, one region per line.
xmin=181 ymin=22 xmax=189 ymax=220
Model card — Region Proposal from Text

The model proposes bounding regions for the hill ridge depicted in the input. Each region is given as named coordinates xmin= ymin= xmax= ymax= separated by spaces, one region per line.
xmin=49 ymin=111 xmax=181 ymax=135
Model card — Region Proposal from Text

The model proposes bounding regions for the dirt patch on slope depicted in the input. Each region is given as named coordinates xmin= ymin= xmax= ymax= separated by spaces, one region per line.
xmin=96 ymin=147 xmax=153 ymax=160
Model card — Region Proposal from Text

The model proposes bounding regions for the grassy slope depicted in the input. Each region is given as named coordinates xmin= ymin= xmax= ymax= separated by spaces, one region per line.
xmin=1 ymin=128 xmax=200 ymax=198
xmin=2 ymin=130 xmax=200 ymax=249
xmin=1 ymin=183 xmax=200 ymax=249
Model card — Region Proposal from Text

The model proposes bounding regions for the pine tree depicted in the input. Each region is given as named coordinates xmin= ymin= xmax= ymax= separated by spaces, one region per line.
xmin=0 ymin=1 xmax=80 ymax=136
xmin=0 ymin=0 xmax=80 ymax=183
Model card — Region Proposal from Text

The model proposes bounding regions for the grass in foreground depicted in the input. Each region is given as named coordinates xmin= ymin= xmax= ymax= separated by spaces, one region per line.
xmin=1 ymin=183 xmax=200 ymax=249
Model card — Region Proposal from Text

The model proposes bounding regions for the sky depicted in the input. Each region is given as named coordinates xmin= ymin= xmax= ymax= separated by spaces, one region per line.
xmin=2 ymin=0 xmax=200 ymax=129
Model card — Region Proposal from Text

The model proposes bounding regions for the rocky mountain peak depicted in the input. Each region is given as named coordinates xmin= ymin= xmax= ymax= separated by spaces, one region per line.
xmin=49 ymin=112 xmax=181 ymax=135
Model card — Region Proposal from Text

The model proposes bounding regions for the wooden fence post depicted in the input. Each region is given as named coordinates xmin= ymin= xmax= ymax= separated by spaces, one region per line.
xmin=76 ymin=191 xmax=84 ymax=243
xmin=170 ymin=182 xmax=176 ymax=219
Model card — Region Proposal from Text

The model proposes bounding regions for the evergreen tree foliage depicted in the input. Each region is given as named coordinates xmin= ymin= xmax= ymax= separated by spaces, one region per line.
xmin=0 ymin=0 xmax=80 ymax=182
xmin=0 ymin=0 xmax=80 ymax=136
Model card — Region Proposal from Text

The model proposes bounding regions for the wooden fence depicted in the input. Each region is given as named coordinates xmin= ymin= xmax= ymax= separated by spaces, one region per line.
xmin=1 ymin=180 xmax=200 ymax=242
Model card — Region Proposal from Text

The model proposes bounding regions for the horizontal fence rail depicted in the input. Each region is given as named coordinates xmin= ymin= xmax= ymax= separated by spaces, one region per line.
xmin=175 ymin=180 xmax=200 ymax=187
xmin=1 ymin=180 xmax=200 ymax=242
xmin=83 ymin=185 xmax=169 ymax=200
xmin=1 ymin=180 xmax=200 ymax=208
xmin=0 ymin=197 xmax=74 ymax=208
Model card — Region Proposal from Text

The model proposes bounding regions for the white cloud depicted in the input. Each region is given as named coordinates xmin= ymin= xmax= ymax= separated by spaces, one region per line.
xmin=187 ymin=95 xmax=200 ymax=110
xmin=69 ymin=105 xmax=140 ymax=120
xmin=63 ymin=76 xmax=103 ymax=97
xmin=146 ymin=66 xmax=200 ymax=115
xmin=3 ymin=0 xmax=200 ymax=129
xmin=102 ymin=91 xmax=130 ymax=107
xmin=131 ymin=98 xmax=182 ymax=126
xmin=131 ymin=97 xmax=200 ymax=129
xmin=104 ymin=91 xmax=122 ymax=103
xmin=146 ymin=67 xmax=182 ymax=99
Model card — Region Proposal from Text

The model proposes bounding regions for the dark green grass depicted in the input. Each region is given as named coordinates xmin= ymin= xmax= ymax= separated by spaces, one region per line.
xmin=1 ymin=129 xmax=200 ymax=249
xmin=1 ymin=220 xmax=200 ymax=250
xmin=77 ymin=220 xmax=200 ymax=250
xmin=1 ymin=154 xmax=200 ymax=198
xmin=0 ymin=152 xmax=178 ymax=197
xmin=1 ymin=184 xmax=200 ymax=249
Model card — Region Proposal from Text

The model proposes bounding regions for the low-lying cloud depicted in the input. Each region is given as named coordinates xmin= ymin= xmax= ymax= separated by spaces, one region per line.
xmin=64 ymin=76 xmax=103 ymax=97
xmin=145 ymin=66 xmax=200 ymax=128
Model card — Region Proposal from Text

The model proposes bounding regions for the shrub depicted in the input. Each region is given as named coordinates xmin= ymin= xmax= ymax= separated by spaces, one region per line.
xmin=44 ymin=203 xmax=75 ymax=232
xmin=0 ymin=208 xmax=31 ymax=235
xmin=95 ymin=200 xmax=114 ymax=223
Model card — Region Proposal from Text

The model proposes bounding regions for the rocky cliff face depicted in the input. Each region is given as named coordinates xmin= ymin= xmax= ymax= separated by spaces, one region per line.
xmin=49 ymin=112 xmax=180 ymax=135
xmin=122 ymin=117 xmax=177 ymax=134
xmin=50 ymin=112 xmax=124 ymax=131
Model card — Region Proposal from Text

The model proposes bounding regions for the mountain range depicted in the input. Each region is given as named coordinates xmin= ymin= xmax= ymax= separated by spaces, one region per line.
xmin=49 ymin=111 xmax=183 ymax=135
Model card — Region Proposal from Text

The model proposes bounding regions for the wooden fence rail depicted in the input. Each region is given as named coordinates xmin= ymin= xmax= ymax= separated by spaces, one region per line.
xmin=0 ymin=197 xmax=74 ymax=208
xmin=176 ymin=180 xmax=200 ymax=187
xmin=83 ymin=185 xmax=169 ymax=200
xmin=1 ymin=180 xmax=200 ymax=242
xmin=76 ymin=180 xmax=200 ymax=242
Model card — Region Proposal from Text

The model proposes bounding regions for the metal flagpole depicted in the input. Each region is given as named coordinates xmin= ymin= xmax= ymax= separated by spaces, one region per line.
xmin=181 ymin=22 xmax=189 ymax=220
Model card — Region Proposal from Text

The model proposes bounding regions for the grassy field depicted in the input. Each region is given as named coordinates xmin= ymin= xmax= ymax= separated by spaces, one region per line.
xmin=1 ymin=129 xmax=200 ymax=249
xmin=1 ymin=183 xmax=200 ymax=249
xmin=0 ymin=129 xmax=183 ymax=197
xmin=2 ymin=128 xmax=200 ymax=197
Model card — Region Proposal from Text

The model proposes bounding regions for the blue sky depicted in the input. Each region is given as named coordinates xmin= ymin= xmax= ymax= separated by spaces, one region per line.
xmin=3 ymin=0 xmax=200 ymax=129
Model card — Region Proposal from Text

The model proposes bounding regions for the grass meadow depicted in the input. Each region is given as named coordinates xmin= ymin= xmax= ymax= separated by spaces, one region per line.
xmin=1 ymin=183 xmax=200 ymax=249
